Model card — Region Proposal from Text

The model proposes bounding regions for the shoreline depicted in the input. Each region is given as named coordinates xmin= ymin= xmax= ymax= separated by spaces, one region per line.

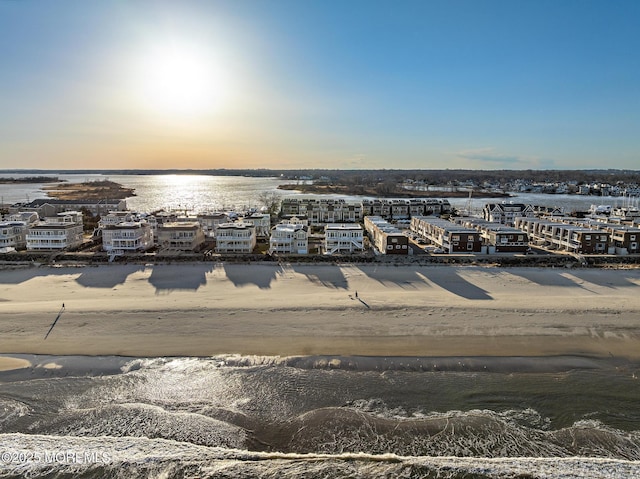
xmin=1 ymin=263 xmax=639 ymax=359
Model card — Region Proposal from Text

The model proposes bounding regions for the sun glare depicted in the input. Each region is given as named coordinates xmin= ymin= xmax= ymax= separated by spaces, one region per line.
xmin=134 ymin=43 xmax=227 ymax=118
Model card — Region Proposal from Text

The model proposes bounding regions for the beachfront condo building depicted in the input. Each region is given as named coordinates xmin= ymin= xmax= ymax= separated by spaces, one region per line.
xmin=364 ymin=216 xmax=409 ymax=255
xmin=26 ymin=211 xmax=84 ymax=251
xmin=101 ymin=222 xmax=154 ymax=254
xmin=269 ymin=223 xmax=309 ymax=255
xmin=453 ymin=217 xmax=529 ymax=253
xmin=324 ymin=223 xmax=364 ymax=254
xmin=215 ymin=222 xmax=256 ymax=253
xmin=157 ymin=221 xmax=206 ymax=251
xmin=410 ymin=216 xmax=482 ymax=254
xmin=514 ymin=217 xmax=610 ymax=254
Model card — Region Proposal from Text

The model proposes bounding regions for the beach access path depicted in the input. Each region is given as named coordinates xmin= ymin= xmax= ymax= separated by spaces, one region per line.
xmin=1 ymin=263 xmax=639 ymax=360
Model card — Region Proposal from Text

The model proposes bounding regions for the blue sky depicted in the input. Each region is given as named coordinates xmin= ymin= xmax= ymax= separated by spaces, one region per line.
xmin=1 ymin=0 xmax=638 ymax=170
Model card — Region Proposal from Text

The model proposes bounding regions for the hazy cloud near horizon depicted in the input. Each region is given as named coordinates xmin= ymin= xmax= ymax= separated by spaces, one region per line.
xmin=456 ymin=148 xmax=556 ymax=170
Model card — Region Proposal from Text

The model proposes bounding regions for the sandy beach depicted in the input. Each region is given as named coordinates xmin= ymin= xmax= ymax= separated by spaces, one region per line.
xmin=1 ymin=263 xmax=640 ymax=360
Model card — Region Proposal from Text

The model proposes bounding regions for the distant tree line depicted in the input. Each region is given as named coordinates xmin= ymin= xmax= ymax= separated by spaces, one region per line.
xmin=4 ymin=169 xmax=640 ymax=186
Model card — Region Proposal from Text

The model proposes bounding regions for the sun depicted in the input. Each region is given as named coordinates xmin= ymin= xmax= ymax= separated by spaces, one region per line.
xmin=134 ymin=43 xmax=226 ymax=118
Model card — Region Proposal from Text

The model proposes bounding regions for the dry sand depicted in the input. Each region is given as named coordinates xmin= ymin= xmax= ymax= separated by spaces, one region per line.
xmin=1 ymin=263 xmax=640 ymax=359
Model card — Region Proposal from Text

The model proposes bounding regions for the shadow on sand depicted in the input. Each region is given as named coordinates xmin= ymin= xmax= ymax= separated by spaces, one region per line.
xmin=222 ymin=264 xmax=283 ymax=289
xmin=75 ymin=265 xmax=145 ymax=289
xmin=291 ymin=264 xmax=349 ymax=289
xmin=425 ymin=268 xmax=493 ymax=300
xmin=44 ymin=304 xmax=65 ymax=340
xmin=356 ymin=264 xmax=431 ymax=290
xmin=148 ymin=264 xmax=214 ymax=293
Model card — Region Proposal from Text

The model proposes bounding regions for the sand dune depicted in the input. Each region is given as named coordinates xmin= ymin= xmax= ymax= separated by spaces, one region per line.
xmin=1 ymin=263 xmax=639 ymax=358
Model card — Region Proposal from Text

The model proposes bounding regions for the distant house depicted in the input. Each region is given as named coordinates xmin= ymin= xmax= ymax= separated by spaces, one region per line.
xmin=364 ymin=216 xmax=409 ymax=255
xmin=157 ymin=221 xmax=206 ymax=251
xmin=483 ymin=203 xmax=535 ymax=226
xmin=280 ymin=198 xmax=362 ymax=225
xmin=197 ymin=212 xmax=230 ymax=238
xmin=240 ymin=212 xmax=271 ymax=238
xmin=215 ymin=222 xmax=256 ymax=253
xmin=26 ymin=211 xmax=84 ymax=251
xmin=13 ymin=198 xmax=126 ymax=217
xmin=269 ymin=223 xmax=308 ymax=254
xmin=279 ymin=214 xmax=309 ymax=226
xmin=324 ymin=223 xmax=364 ymax=254
xmin=361 ymin=198 xmax=451 ymax=219
xmin=98 ymin=211 xmax=136 ymax=228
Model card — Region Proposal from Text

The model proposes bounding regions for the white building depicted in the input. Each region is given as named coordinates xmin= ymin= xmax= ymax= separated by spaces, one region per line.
xmin=215 ymin=222 xmax=256 ymax=253
xmin=101 ymin=222 xmax=154 ymax=253
xmin=197 ymin=212 xmax=230 ymax=238
xmin=324 ymin=223 xmax=364 ymax=254
xmin=240 ymin=213 xmax=271 ymax=237
xmin=26 ymin=211 xmax=84 ymax=251
xmin=98 ymin=211 xmax=136 ymax=228
xmin=483 ymin=203 xmax=535 ymax=226
xmin=269 ymin=223 xmax=308 ymax=254
xmin=157 ymin=221 xmax=206 ymax=251
xmin=0 ymin=221 xmax=28 ymax=251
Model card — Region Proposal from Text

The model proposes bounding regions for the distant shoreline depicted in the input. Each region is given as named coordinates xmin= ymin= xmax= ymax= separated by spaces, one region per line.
xmin=277 ymin=183 xmax=511 ymax=198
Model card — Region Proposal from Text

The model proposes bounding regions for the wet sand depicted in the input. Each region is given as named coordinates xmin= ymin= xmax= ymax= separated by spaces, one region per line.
xmin=1 ymin=263 xmax=639 ymax=359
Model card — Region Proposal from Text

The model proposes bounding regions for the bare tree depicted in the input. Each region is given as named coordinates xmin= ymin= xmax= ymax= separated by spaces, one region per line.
xmin=257 ymin=191 xmax=281 ymax=216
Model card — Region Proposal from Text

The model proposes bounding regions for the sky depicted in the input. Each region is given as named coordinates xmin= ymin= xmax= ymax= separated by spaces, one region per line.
xmin=0 ymin=0 xmax=639 ymax=171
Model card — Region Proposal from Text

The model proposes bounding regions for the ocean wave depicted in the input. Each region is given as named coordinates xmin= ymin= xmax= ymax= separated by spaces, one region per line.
xmin=277 ymin=406 xmax=640 ymax=460
xmin=0 ymin=399 xmax=30 ymax=428
xmin=26 ymin=403 xmax=246 ymax=449
xmin=119 ymin=354 xmax=627 ymax=374
xmin=1 ymin=433 xmax=640 ymax=479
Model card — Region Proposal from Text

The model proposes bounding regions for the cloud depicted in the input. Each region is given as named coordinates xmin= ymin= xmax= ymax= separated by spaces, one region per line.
xmin=456 ymin=148 xmax=555 ymax=169
xmin=457 ymin=148 xmax=523 ymax=165
xmin=343 ymin=153 xmax=368 ymax=168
